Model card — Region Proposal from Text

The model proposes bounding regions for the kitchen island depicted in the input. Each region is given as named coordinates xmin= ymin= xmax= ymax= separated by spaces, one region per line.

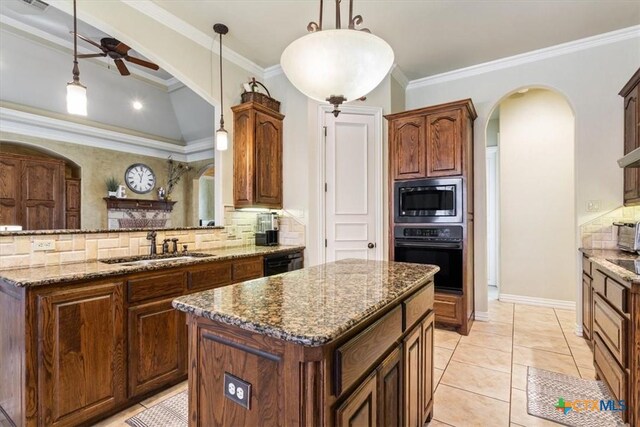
xmin=173 ymin=259 xmax=438 ymax=427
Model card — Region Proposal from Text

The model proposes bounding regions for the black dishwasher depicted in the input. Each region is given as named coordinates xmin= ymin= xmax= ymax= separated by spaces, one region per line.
xmin=264 ymin=252 xmax=304 ymax=276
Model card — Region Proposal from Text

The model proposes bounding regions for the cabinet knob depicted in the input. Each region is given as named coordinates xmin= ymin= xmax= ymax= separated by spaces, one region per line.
xmin=368 ymin=242 xmax=376 ymax=249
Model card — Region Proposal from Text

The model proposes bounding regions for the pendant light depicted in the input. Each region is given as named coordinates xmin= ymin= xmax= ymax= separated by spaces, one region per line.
xmin=66 ymin=0 xmax=87 ymax=116
xmin=214 ymin=23 xmax=229 ymax=151
xmin=280 ymin=0 xmax=393 ymax=116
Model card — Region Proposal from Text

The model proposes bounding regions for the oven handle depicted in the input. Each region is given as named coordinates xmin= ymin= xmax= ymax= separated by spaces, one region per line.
xmin=394 ymin=240 xmax=462 ymax=250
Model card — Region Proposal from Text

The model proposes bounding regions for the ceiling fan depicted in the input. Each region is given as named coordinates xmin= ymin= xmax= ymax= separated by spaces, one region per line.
xmin=74 ymin=35 xmax=159 ymax=76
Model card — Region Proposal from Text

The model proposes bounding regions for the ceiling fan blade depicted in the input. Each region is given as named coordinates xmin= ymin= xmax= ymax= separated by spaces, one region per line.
xmin=114 ymin=42 xmax=131 ymax=56
xmin=114 ymin=59 xmax=131 ymax=76
xmin=125 ymin=55 xmax=160 ymax=71
xmin=73 ymin=32 xmax=106 ymax=51
xmin=77 ymin=53 xmax=107 ymax=59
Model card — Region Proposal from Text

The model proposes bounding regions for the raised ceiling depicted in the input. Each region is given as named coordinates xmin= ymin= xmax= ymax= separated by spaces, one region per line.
xmin=152 ymin=0 xmax=640 ymax=80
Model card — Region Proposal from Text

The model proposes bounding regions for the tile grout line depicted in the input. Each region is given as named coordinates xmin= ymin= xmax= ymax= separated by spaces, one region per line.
xmin=554 ymin=307 xmax=584 ymax=378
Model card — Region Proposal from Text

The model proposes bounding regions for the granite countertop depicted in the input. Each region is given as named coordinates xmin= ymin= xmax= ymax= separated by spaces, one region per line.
xmin=172 ymin=259 xmax=439 ymax=347
xmin=0 ymin=245 xmax=305 ymax=288
xmin=580 ymin=248 xmax=640 ymax=285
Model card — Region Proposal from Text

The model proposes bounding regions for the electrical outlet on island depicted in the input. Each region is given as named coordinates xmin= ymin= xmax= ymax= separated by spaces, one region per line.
xmin=33 ymin=240 xmax=55 ymax=251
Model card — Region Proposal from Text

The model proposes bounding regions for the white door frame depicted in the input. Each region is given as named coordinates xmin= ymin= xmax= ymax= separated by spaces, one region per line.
xmin=317 ymin=105 xmax=384 ymax=264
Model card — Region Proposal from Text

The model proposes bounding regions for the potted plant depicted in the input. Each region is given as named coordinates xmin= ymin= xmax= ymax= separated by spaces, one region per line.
xmin=105 ymin=177 xmax=119 ymax=198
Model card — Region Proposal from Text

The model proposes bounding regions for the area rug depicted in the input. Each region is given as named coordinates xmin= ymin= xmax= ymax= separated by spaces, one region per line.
xmin=526 ymin=367 xmax=625 ymax=426
xmin=126 ymin=391 xmax=188 ymax=427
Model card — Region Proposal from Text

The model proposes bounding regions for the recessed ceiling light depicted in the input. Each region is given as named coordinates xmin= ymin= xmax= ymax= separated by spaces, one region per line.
xmin=132 ymin=100 xmax=143 ymax=110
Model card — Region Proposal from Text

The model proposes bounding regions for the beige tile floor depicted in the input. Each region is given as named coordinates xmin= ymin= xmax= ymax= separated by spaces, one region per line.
xmin=0 ymin=300 xmax=590 ymax=427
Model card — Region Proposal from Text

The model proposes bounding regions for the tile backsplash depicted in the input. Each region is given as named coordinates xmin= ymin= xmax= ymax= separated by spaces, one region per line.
xmin=580 ymin=206 xmax=640 ymax=249
xmin=0 ymin=208 xmax=306 ymax=270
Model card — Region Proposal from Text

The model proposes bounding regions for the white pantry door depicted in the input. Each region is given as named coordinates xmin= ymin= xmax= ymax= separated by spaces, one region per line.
xmin=324 ymin=111 xmax=379 ymax=262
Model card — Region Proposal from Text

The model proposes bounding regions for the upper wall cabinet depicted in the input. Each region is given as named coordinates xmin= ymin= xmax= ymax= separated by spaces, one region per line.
xmin=387 ymin=100 xmax=476 ymax=181
xmin=620 ymin=68 xmax=640 ymax=206
xmin=232 ymin=102 xmax=284 ymax=209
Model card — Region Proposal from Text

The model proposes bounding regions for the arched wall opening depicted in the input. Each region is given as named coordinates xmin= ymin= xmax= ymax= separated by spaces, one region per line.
xmin=484 ymin=87 xmax=576 ymax=307
xmin=191 ymin=163 xmax=215 ymax=226
xmin=0 ymin=141 xmax=82 ymax=178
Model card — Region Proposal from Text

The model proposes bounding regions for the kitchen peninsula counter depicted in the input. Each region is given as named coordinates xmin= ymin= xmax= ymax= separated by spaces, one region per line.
xmin=173 ymin=259 xmax=438 ymax=426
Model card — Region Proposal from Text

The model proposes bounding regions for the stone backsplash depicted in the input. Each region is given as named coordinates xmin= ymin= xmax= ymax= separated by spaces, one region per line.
xmin=580 ymin=205 xmax=640 ymax=249
xmin=0 ymin=208 xmax=306 ymax=270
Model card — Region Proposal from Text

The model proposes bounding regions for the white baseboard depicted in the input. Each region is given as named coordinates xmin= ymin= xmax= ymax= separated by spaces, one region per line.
xmin=474 ymin=311 xmax=489 ymax=321
xmin=574 ymin=324 xmax=583 ymax=337
xmin=498 ymin=293 xmax=576 ymax=310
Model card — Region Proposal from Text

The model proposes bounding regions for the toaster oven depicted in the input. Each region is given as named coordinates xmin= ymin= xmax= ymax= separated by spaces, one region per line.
xmin=613 ymin=221 xmax=640 ymax=253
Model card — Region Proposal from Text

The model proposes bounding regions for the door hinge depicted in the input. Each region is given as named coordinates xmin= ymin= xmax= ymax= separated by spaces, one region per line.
xmin=324 ymin=183 xmax=327 ymax=192
xmin=323 ymin=126 xmax=327 ymax=137
xmin=325 ymin=239 xmax=327 ymax=248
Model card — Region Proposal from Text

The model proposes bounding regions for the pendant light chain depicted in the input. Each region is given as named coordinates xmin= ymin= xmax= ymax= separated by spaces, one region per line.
xmin=72 ymin=0 xmax=79 ymax=83
xmin=218 ymin=29 xmax=224 ymax=131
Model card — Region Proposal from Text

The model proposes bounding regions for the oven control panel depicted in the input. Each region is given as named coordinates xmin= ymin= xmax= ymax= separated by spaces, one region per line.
xmin=394 ymin=225 xmax=463 ymax=241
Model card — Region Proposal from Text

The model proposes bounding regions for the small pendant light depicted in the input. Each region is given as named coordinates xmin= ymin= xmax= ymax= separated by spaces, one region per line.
xmin=66 ymin=0 xmax=87 ymax=116
xmin=214 ymin=23 xmax=229 ymax=151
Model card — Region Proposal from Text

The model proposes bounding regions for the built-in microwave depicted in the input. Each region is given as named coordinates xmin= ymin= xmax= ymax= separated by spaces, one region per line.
xmin=394 ymin=178 xmax=463 ymax=223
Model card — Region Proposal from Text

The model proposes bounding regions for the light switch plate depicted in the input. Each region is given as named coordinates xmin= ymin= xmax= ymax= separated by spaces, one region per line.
xmin=586 ymin=200 xmax=601 ymax=212
xmin=223 ymin=372 xmax=251 ymax=409
xmin=33 ymin=240 xmax=55 ymax=251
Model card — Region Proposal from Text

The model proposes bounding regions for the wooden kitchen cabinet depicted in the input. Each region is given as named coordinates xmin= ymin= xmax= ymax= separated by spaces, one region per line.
xmin=64 ymin=178 xmax=81 ymax=229
xmin=426 ymin=109 xmax=463 ymax=177
xmin=0 ymin=153 xmax=66 ymax=230
xmin=128 ymin=298 xmax=187 ymax=398
xmin=403 ymin=321 xmax=422 ymax=427
xmin=336 ymin=371 xmax=377 ymax=427
xmin=392 ymin=116 xmax=427 ymax=180
xmin=377 ymin=347 xmax=403 ymax=427
xmin=620 ymin=68 xmax=640 ymax=206
xmin=232 ymin=101 xmax=284 ymax=209
xmin=36 ymin=281 xmax=126 ymax=426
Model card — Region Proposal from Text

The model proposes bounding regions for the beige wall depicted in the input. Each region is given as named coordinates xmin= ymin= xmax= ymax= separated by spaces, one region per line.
xmin=499 ymin=89 xmax=575 ymax=302
xmin=0 ymin=132 xmax=203 ymax=230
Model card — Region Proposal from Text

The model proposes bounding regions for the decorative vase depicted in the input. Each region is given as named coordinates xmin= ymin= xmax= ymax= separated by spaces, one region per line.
xmin=157 ymin=187 xmax=166 ymax=200
xmin=108 ymin=191 xmax=118 ymax=198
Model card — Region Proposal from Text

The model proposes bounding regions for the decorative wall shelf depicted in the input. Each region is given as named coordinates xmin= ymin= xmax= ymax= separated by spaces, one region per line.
xmin=103 ymin=198 xmax=176 ymax=212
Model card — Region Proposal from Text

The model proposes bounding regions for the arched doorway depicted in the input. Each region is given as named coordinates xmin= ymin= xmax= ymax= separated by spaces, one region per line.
xmin=485 ymin=88 xmax=576 ymax=304
xmin=192 ymin=164 xmax=215 ymax=226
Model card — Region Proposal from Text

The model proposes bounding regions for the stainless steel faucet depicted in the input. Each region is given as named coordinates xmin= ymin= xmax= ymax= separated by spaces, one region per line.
xmin=146 ymin=231 xmax=157 ymax=256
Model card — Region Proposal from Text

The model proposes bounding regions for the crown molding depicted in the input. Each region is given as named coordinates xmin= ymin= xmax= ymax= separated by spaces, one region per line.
xmin=0 ymin=107 xmax=213 ymax=162
xmin=166 ymin=77 xmax=185 ymax=93
xmin=120 ymin=0 xmax=265 ymax=78
xmin=390 ymin=64 xmax=409 ymax=89
xmin=264 ymin=64 xmax=284 ymax=80
xmin=0 ymin=13 xmax=172 ymax=89
xmin=407 ymin=25 xmax=640 ymax=90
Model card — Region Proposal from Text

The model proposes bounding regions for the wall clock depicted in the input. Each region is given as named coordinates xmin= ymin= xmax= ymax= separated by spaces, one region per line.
xmin=125 ymin=163 xmax=156 ymax=194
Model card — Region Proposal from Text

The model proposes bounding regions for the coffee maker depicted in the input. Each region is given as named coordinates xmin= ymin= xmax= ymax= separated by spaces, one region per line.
xmin=255 ymin=212 xmax=279 ymax=246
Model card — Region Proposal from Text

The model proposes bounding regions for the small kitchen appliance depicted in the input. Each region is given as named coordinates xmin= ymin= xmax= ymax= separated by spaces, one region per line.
xmin=255 ymin=212 xmax=279 ymax=246
xmin=613 ymin=221 xmax=640 ymax=253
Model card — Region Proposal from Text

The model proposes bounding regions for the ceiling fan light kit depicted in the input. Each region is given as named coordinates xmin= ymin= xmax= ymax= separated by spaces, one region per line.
xmin=66 ymin=0 xmax=87 ymax=116
xmin=280 ymin=0 xmax=394 ymax=116
xmin=214 ymin=23 xmax=229 ymax=151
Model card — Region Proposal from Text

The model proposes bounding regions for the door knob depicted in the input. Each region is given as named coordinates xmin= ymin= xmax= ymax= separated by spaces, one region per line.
xmin=368 ymin=242 xmax=376 ymax=249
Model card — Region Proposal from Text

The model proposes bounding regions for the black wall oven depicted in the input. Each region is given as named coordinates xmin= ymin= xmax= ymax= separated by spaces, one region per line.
xmin=394 ymin=225 xmax=463 ymax=294
xmin=394 ymin=178 xmax=463 ymax=223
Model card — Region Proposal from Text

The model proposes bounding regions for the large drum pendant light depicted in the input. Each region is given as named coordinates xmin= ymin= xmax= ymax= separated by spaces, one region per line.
xmin=280 ymin=0 xmax=394 ymax=116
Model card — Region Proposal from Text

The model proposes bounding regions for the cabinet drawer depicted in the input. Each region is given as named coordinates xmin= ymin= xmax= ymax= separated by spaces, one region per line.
xmin=593 ymin=293 xmax=626 ymax=366
xmin=592 ymin=270 xmax=606 ymax=296
xmin=232 ymin=257 xmax=263 ymax=282
xmin=403 ymin=283 xmax=434 ymax=330
xmin=434 ymin=293 xmax=462 ymax=324
xmin=605 ymin=277 xmax=627 ymax=314
xmin=582 ymin=256 xmax=592 ymax=277
xmin=335 ymin=306 xmax=402 ymax=396
xmin=127 ymin=271 xmax=185 ymax=304
xmin=593 ymin=334 xmax=627 ymax=402
xmin=187 ymin=262 xmax=232 ymax=291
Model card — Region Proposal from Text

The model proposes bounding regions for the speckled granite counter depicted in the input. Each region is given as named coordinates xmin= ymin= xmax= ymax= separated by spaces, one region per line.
xmin=580 ymin=248 xmax=640 ymax=286
xmin=0 ymin=245 xmax=305 ymax=287
xmin=172 ymin=259 xmax=438 ymax=346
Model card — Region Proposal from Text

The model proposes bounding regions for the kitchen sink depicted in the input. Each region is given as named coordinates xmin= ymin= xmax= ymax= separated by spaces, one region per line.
xmin=100 ymin=252 xmax=216 ymax=266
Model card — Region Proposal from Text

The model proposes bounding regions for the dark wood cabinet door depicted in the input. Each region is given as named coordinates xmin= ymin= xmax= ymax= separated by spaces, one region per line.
xmin=403 ymin=323 xmax=422 ymax=427
xmin=377 ymin=347 xmax=402 ymax=427
xmin=624 ymin=87 xmax=639 ymax=204
xmin=233 ymin=108 xmax=255 ymax=207
xmin=65 ymin=212 xmax=80 ymax=230
xmin=421 ymin=312 xmax=435 ymax=424
xmin=426 ymin=109 xmax=463 ymax=177
xmin=254 ymin=111 xmax=283 ymax=207
xmin=336 ymin=370 xmax=377 ymax=427
xmin=37 ymin=282 xmax=125 ymax=426
xmin=22 ymin=159 xmax=64 ymax=230
xmin=0 ymin=155 xmax=21 ymax=226
xmin=392 ymin=116 xmax=426 ymax=180
xmin=128 ymin=298 xmax=187 ymax=397
xmin=65 ymin=179 xmax=81 ymax=211
xmin=582 ymin=274 xmax=592 ymax=340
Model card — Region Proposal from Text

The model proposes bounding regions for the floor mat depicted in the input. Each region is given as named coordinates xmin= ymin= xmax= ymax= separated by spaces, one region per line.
xmin=126 ymin=391 xmax=187 ymax=427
